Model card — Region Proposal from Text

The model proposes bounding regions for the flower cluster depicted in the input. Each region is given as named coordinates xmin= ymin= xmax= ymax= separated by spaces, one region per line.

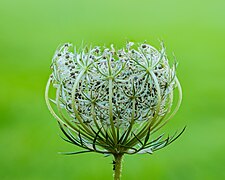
xmin=45 ymin=42 xmax=184 ymax=156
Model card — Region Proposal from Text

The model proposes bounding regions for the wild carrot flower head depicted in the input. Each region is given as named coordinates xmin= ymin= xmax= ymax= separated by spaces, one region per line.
xmin=45 ymin=42 xmax=184 ymax=156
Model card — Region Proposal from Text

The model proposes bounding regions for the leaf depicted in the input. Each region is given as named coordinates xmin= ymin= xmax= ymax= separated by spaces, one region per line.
xmin=93 ymin=127 xmax=103 ymax=151
xmin=132 ymin=132 xmax=143 ymax=146
xmin=144 ymin=127 xmax=151 ymax=145
xmin=137 ymin=147 xmax=153 ymax=154
xmin=58 ymin=150 xmax=92 ymax=155
xmin=167 ymin=126 xmax=186 ymax=145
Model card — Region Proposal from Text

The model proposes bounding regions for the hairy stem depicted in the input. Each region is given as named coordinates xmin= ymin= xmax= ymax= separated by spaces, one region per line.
xmin=113 ymin=154 xmax=123 ymax=180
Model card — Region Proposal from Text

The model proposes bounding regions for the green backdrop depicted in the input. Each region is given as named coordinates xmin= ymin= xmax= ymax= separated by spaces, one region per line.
xmin=1 ymin=0 xmax=225 ymax=179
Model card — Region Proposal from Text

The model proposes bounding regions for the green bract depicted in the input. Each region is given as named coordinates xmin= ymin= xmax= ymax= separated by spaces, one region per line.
xmin=45 ymin=42 xmax=184 ymax=156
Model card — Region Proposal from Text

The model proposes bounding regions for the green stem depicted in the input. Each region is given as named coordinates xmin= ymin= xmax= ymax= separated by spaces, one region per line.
xmin=113 ymin=154 xmax=123 ymax=180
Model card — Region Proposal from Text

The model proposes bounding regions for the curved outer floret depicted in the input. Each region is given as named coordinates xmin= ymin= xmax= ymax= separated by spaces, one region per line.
xmin=45 ymin=42 xmax=184 ymax=155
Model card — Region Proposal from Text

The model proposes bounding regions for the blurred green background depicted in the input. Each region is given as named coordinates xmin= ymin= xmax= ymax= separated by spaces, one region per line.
xmin=0 ymin=0 xmax=225 ymax=179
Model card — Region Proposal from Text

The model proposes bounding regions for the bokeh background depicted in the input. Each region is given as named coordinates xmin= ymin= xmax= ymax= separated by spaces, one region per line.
xmin=1 ymin=0 xmax=225 ymax=179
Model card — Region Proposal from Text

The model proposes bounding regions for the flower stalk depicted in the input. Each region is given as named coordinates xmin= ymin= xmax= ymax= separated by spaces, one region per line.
xmin=113 ymin=154 xmax=123 ymax=180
